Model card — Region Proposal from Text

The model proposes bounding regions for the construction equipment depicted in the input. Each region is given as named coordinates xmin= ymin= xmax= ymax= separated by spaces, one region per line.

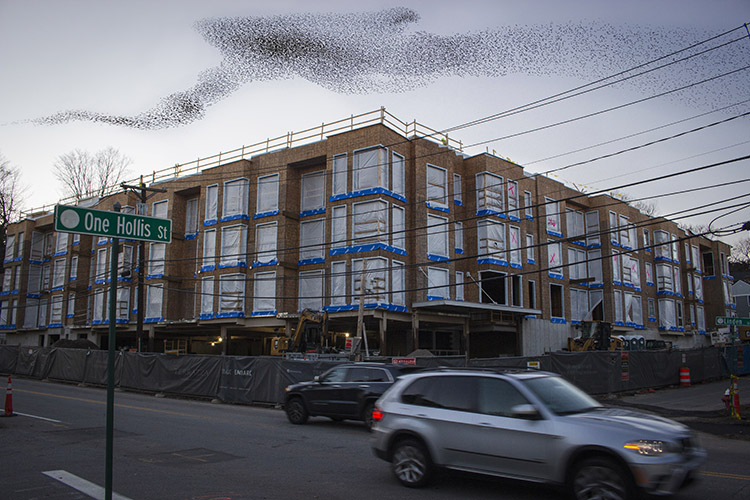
xmin=567 ymin=321 xmax=622 ymax=351
xmin=269 ymin=309 xmax=335 ymax=355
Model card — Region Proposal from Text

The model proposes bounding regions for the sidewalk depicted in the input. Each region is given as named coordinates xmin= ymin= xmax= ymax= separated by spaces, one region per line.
xmin=601 ymin=376 xmax=750 ymax=440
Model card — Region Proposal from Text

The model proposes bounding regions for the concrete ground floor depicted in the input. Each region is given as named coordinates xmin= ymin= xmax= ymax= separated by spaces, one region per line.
xmin=3 ymin=305 xmax=716 ymax=357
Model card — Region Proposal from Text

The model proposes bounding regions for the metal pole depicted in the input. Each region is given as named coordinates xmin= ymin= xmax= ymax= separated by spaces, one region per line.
xmin=137 ymin=182 xmax=145 ymax=352
xmin=105 ymin=202 xmax=121 ymax=500
xmin=357 ymin=263 xmax=370 ymax=359
xmin=122 ymin=178 xmax=166 ymax=353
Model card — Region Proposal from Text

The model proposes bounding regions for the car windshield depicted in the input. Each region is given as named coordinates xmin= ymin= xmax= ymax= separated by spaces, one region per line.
xmin=521 ymin=376 xmax=601 ymax=415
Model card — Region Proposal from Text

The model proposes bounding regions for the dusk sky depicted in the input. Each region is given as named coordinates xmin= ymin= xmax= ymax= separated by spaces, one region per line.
xmin=1 ymin=0 xmax=748 ymax=246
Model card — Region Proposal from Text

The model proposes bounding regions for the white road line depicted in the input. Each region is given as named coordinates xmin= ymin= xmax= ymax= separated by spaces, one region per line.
xmin=42 ymin=470 xmax=133 ymax=500
xmin=14 ymin=412 xmax=63 ymax=423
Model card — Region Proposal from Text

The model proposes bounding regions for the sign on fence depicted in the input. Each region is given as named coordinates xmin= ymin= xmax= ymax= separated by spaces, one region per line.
xmin=392 ymin=357 xmax=416 ymax=365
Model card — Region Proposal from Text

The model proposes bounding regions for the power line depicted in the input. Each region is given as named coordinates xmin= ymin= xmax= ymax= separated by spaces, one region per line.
xmin=59 ymin=191 xmax=748 ymax=302
xmin=30 ymin=25 xmax=749 ymax=209
xmin=95 ymin=153 xmax=750 ymax=268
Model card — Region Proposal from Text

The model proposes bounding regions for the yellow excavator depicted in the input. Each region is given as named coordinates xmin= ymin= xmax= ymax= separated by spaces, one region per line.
xmin=268 ymin=309 xmax=334 ymax=355
xmin=567 ymin=321 xmax=623 ymax=351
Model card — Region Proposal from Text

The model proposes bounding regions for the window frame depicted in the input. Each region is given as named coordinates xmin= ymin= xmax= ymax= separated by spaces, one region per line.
xmin=353 ymin=146 xmax=388 ymax=192
xmin=256 ymin=173 xmax=280 ymax=215
xmin=299 ymin=218 xmax=326 ymax=263
xmin=223 ymin=177 xmax=250 ymax=219
xmin=299 ymin=269 xmax=325 ymax=311
xmin=300 ymin=170 xmax=327 ymax=214
xmin=205 ymin=184 xmax=219 ymax=223
xmin=426 ymin=164 xmax=448 ymax=209
xmin=427 ymin=214 xmax=449 ymax=259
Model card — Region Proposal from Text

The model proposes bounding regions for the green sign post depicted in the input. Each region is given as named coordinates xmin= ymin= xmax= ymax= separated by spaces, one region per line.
xmin=716 ymin=316 xmax=750 ymax=327
xmin=55 ymin=203 xmax=171 ymax=500
xmin=54 ymin=204 xmax=171 ymax=243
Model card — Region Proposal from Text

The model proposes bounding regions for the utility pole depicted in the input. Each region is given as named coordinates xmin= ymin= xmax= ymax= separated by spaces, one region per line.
xmin=356 ymin=262 xmax=370 ymax=359
xmin=122 ymin=177 xmax=166 ymax=352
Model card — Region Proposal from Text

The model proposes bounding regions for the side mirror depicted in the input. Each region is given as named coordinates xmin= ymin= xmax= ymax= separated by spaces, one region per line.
xmin=511 ymin=404 xmax=541 ymax=420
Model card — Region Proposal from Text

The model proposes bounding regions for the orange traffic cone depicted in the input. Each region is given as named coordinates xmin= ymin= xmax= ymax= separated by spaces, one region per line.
xmin=3 ymin=376 xmax=14 ymax=417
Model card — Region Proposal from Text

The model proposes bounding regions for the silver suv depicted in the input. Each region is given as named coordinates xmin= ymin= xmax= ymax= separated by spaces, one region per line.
xmin=371 ymin=369 xmax=706 ymax=499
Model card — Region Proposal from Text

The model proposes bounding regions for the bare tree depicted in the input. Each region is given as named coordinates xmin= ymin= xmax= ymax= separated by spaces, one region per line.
xmin=610 ymin=191 xmax=658 ymax=217
xmin=0 ymin=152 xmax=26 ymax=265
xmin=729 ymin=236 xmax=750 ymax=265
xmin=53 ymin=147 xmax=132 ymax=201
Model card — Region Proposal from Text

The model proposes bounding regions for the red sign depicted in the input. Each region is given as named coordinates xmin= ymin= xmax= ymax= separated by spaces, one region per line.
xmin=392 ymin=357 xmax=416 ymax=365
xmin=345 ymin=338 xmax=352 ymax=350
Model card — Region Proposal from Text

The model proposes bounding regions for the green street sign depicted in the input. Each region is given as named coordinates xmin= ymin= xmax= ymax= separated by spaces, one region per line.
xmin=54 ymin=204 xmax=172 ymax=243
xmin=715 ymin=316 xmax=750 ymax=327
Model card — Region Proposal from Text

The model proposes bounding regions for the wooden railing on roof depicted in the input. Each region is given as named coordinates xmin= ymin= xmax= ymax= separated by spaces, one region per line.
xmin=22 ymin=107 xmax=464 ymax=217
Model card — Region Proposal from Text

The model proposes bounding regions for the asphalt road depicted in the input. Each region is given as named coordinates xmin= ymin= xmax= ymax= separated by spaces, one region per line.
xmin=1 ymin=378 xmax=749 ymax=500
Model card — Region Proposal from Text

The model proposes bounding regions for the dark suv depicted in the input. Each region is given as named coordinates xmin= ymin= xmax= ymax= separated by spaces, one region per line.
xmin=284 ymin=363 xmax=414 ymax=430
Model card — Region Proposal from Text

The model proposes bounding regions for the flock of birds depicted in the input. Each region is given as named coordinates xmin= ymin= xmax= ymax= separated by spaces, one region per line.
xmin=24 ymin=7 xmax=749 ymax=130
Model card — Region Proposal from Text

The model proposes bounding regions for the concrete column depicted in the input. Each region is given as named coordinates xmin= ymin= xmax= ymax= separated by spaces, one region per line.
xmin=221 ymin=325 xmax=229 ymax=356
xmin=379 ymin=313 xmax=387 ymax=356
xmin=411 ymin=312 xmax=419 ymax=354
xmin=464 ymin=317 xmax=471 ymax=363
xmin=148 ymin=325 xmax=155 ymax=352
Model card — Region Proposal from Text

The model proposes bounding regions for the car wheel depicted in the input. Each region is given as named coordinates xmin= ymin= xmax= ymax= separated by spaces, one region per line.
xmin=285 ymin=398 xmax=308 ymax=425
xmin=362 ymin=401 xmax=375 ymax=431
xmin=391 ymin=439 xmax=431 ymax=488
xmin=570 ymin=456 xmax=633 ymax=500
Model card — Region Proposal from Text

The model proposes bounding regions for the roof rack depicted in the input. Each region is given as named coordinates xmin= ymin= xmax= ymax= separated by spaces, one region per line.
xmin=419 ymin=366 xmax=540 ymax=374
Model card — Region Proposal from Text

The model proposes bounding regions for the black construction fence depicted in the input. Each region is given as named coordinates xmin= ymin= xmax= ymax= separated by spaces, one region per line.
xmin=0 ymin=345 xmax=747 ymax=406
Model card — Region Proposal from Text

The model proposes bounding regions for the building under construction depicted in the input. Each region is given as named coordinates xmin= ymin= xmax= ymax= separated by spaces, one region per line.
xmin=0 ymin=109 xmax=737 ymax=356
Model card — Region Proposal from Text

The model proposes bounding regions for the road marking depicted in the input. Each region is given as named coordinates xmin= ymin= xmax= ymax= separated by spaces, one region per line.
xmin=16 ymin=388 xmax=205 ymax=418
xmin=15 ymin=387 xmax=277 ymax=429
xmin=14 ymin=412 xmax=63 ymax=423
xmin=701 ymin=470 xmax=750 ymax=481
xmin=43 ymin=470 xmax=133 ymax=500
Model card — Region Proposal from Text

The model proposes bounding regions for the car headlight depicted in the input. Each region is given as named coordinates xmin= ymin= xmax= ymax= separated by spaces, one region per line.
xmin=624 ymin=440 xmax=668 ymax=456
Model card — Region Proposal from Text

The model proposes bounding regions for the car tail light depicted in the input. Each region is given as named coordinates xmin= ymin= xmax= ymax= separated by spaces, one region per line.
xmin=372 ymin=407 xmax=385 ymax=422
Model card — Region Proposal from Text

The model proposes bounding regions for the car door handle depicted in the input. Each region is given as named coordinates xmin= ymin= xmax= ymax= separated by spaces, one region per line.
xmin=331 ymin=384 xmax=342 ymax=388
xmin=479 ymin=422 xmax=494 ymax=427
xmin=358 ymin=384 xmax=370 ymax=388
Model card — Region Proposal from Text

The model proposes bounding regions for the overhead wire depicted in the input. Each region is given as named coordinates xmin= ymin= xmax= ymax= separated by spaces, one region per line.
xmin=38 ymin=24 xmax=750 ymax=207
xmin=93 ymin=153 xmax=749 ymax=269
xmin=11 ymin=24 xmax=746 ymax=316
xmin=67 ymin=188 xmax=750 ymax=303
xmin=15 ymin=194 xmax=743 ymax=325
xmin=66 ymin=201 xmax=746 ymax=306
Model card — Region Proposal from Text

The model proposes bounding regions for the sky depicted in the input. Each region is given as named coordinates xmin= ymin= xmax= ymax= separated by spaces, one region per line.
xmin=1 ymin=0 xmax=749 ymax=247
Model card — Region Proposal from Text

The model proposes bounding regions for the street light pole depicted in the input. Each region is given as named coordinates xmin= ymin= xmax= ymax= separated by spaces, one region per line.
xmin=105 ymin=202 xmax=121 ymax=500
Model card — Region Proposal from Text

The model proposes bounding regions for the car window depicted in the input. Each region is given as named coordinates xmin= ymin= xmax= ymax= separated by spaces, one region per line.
xmin=477 ymin=377 xmax=530 ymax=418
xmin=521 ymin=375 xmax=601 ymax=415
xmin=348 ymin=367 xmax=390 ymax=382
xmin=320 ymin=367 xmax=348 ymax=383
xmin=401 ymin=376 xmax=476 ymax=412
